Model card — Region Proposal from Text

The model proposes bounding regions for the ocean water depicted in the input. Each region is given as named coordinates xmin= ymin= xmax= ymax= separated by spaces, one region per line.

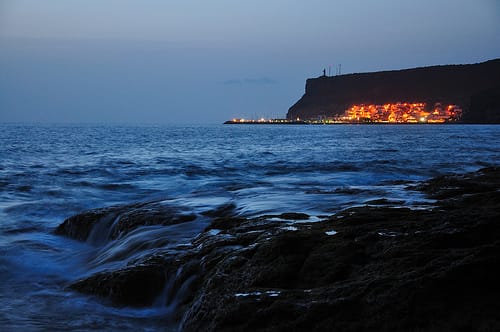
xmin=1 ymin=123 xmax=499 ymax=331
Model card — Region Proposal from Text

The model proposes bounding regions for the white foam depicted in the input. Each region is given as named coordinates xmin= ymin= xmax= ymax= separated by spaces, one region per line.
xmin=294 ymin=216 xmax=324 ymax=223
xmin=266 ymin=290 xmax=280 ymax=297
xmin=377 ymin=231 xmax=399 ymax=237
xmin=207 ymin=229 xmax=222 ymax=236
xmin=235 ymin=290 xmax=281 ymax=297
xmin=269 ymin=216 xmax=324 ymax=223
xmin=235 ymin=292 xmax=261 ymax=297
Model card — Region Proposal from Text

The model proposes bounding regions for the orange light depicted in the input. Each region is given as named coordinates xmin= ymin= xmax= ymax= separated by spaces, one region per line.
xmin=339 ymin=102 xmax=461 ymax=123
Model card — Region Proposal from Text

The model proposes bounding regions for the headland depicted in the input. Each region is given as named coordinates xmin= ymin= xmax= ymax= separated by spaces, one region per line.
xmin=287 ymin=58 xmax=500 ymax=123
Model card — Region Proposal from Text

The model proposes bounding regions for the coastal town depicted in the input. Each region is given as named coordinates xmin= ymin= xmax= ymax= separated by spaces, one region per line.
xmin=226 ymin=102 xmax=462 ymax=124
xmin=339 ymin=102 xmax=462 ymax=123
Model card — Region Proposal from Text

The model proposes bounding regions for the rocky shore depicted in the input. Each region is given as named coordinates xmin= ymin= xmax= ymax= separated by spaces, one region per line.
xmin=55 ymin=167 xmax=500 ymax=331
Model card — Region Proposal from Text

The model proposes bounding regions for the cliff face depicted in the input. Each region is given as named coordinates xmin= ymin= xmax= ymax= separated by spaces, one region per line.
xmin=287 ymin=59 xmax=500 ymax=123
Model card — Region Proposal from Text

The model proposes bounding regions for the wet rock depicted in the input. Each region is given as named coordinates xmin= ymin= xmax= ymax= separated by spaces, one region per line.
xmin=70 ymin=262 xmax=167 ymax=307
xmin=109 ymin=207 xmax=196 ymax=240
xmin=209 ymin=216 xmax=247 ymax=230
xmin=364 ymin=198 xmax=405 ymax=205
xmin=414 ymin=166 xmax=499 ymax=199
xmin=55 ymin=167 xmax=500 ymax=331
xmin=54 ymin=206 xmax=122 ymax=241
xmin=180 ymin=167 xmax=500 ymax=331
xmin=55 ymin=201 xmax=197 ymax=242
xmin=277 ymin=212 xmax=310 ymax=220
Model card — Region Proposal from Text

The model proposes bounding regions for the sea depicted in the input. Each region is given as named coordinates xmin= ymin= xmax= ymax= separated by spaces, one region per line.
xmin=1 ymin=123 xmax=499 ymax=331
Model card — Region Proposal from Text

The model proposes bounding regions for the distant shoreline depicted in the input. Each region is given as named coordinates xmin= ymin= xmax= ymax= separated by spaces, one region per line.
xmin=223 ymin=120 xmax=467 ymax=125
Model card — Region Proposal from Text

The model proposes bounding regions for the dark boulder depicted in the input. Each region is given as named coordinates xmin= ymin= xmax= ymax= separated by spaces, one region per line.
xmin=55 ymin=201 xmax=197 ymax=242
xmin=70 ymin=262 xmax=167 ymax=307
xmin=54 ymin=206 xmax=121 ymax=241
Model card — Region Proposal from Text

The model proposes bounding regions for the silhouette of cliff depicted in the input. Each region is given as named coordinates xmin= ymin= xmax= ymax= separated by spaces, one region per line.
xmin=287 ymin=59 xmax=500 ymax=123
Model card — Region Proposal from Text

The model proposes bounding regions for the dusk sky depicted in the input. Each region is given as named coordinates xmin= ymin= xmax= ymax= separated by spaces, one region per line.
xmin=1 ymin=0 xmax=499 ymax=124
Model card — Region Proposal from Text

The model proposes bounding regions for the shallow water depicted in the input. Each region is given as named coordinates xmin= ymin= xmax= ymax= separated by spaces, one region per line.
xmin=1 ymin=123 xmax=499 ymax=330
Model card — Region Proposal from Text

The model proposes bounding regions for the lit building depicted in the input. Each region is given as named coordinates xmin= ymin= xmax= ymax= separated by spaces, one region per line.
xmin=336 ymin=102 xmax=461 ymax=123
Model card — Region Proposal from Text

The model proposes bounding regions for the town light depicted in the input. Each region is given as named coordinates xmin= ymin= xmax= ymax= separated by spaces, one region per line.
xmin=339 ymin=102 xmax=461 ymax=123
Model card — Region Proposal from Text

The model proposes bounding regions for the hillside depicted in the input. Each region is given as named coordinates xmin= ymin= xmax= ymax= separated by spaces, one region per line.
xmin=287 ymin=59 xmax=500 ymax=123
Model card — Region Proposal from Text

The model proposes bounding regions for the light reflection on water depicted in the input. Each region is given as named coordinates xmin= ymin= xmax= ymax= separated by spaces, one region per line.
xmin=1 ymin=123 xmax=499 ymax=330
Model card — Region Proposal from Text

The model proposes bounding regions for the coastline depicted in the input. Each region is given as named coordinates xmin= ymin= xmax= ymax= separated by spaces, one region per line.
xmin=54 ymin=166 xmax=500 ymax=331
xmin=223 ymin=119 xmax=470 ymax=126
xmin=224 ymin=120 xmax=469 ymax=125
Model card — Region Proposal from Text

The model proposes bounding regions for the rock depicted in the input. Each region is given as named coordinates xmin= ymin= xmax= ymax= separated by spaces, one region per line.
xmin=277 ymin=212 xmax=310 ymax=220
xmin=180 ymin=167 xmax=500 ymax=331
xmin=209 ymin=216 xmax=247 ymax=230
xmin=108 ymin=206 xmax=196 ymax=240
xmin=70 ymin=262 xmax=167 ymax=307
xmin=55 ymin=167 xmax=500 ymax=331
xmin=364 ymin=198 xmax=405 ymax=205
xmin=54 ymin=206 xmax=121 ymax=241
xmin=414 ymin=166 xmax=499 ymax=199
xmin=55 ymin=201 xmax=197 ymax=242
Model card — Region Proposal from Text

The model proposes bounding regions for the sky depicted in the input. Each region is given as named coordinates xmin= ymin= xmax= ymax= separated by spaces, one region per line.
xmin=1 ymin=0 xmax=499 ymax=124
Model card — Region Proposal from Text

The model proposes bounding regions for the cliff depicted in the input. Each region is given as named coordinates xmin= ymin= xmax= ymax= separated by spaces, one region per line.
xmin=287 ymin=59 xmax=500 ymax=123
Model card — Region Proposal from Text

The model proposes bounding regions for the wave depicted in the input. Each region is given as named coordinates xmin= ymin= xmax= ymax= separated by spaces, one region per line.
xmin=1 ymin=124 xmax=499 ymax=330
